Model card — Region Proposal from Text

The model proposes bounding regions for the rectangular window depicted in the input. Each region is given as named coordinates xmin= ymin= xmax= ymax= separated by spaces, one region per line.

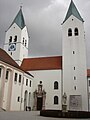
xmin=73 ymin=51 xmax=75 ymax=54
xmin=89 ymin=80 xmax=90 ymax=86
xmin=74 ymin=76 xmax=76 ymax=80
xmin=17 ymin=96 xmax=20 ymax=102
xmin=74 ymin=67 xmax=75 ymax=70
xmin=26 ymin=79 xmax=28 ymax=86
xmin=30 ymin=80 xmax=31 ymax=87
xmin=14 ymin=73 xmax=18 ymax=82
xmin=19 ymin=74 xmax=21 ymax=83
xmin=0 ymin=68 xmax=2 ymax=78
xmin=6 ymin=70 xmax=9 ymax=80
xmin=74 ymin=86 xmax=77 ymax=90
xmin=23 ymin=77 xmax=24 ymax=84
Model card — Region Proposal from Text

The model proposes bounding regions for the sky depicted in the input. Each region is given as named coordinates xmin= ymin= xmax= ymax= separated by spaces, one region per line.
xmin=0 ymin=0 xmax=90 ymax=67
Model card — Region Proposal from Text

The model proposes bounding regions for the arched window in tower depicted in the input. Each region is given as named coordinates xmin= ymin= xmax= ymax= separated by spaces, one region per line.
xmin=14 ymin=35 xmax=17 ymax=42
xmin=23 ymin=37 xmax=24 ymax=44
xmin=54 ymin=96 xmax=58 ymax=104
xmin=25 ymin=40 xmax=27 ymax=47
xmin=68 ymin=28 xmax=72 ymax=36
xmin=54 ymin=81 xmax=58 ymax=89
xmin=74 ymin=28 xmax=79 ymax=36
xmin=9 ymin=36 xmax=12 ymax=43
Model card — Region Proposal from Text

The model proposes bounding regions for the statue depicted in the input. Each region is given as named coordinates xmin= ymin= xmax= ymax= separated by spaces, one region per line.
xmin=62 ymin=92 xmax=67 ymax=112
xmin=62 ymin=92 xmax=67 ymax=105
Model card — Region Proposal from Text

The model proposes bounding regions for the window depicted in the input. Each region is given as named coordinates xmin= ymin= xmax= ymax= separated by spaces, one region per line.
xmin=74 ymin=76 xmax=76 ymax=80
xmin=23 ymin=37 xmax=24 ymax=44
xmin=14 ymin=73 xmax=18 ymax=82
xmin=54 ymin=81 xmax=58 ymax=89
xmin=54 ymin=96 xmax=58 ymax=104
xmin=74 ymin=86 xmax=76 ymax=90
xmin=74 ymin=28 xmax=79 ymax=36
xmin=40 ymin=81 xmax=42 ymax=84
xmin=23 ymin=77 xmax=24 ymax=84
xmin=25 ymin=40 xmax=27 ymax=47
xmin=30 ymin=80 xmax=31 ymax=87
xmin=74 ymin=67 xmax=75 ymax=70
xmin=14 ymin=35 xmax=17 ymax=42
xmin=9 ymin=36 xmax=12 ymax=43
xmin=0 ymin=68 xmax=2 ymax=78
xmin=6 ymin=70 xmax=9 ymax=80
xmin=68 ymin=28 xmax=72 ymax=36
xmin=26 ymin=79 xmax=28 ymax=86
xmin=17 ymin=96 xmax=20 ymax=102
xmin=11 ymin=52 xmax=12 ymax=55
xmin=89 ymin=80 xmax=90 ymax=86
xmin=73 ymin=51 xmax=75 ymax=54
xmin=19 ymin=74 xmax=21 ymax=83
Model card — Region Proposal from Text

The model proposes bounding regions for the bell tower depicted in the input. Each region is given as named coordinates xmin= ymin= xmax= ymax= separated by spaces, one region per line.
xmin=4 ymin=7 xmax=29 ymax=66
xmin=62 ymin=0 xmax=88 ymax=111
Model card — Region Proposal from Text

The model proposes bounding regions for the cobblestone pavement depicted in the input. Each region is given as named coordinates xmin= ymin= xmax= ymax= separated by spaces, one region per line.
xmin=0 ymin=111 xmax=90 ymax=120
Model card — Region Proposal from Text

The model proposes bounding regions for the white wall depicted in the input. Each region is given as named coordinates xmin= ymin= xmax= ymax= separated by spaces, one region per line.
xmin=62 ymin=15 xmax=88 ymax=111
xmin=10 ymin=70 xmax=23 ymax=111
xmin=31 ymin=70 xmax=62 ymax=110
xmin=21 ymin=73 xmax=33 ymax=111
xmin=4 ymin=23 xmax=29 ymax=66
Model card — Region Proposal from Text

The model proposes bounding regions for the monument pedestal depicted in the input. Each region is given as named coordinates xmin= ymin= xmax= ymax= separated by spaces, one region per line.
xmin=62 ymin=104 xmax=68 ymax=112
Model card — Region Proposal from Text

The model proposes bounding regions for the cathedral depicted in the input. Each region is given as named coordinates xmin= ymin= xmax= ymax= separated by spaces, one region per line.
xmin=0 ymin=0 xmax=90 ymax=111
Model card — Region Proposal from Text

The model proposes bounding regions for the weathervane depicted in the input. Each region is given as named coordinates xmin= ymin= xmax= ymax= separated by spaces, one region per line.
xmin=20 ymin=2 xmax=23 ymax=9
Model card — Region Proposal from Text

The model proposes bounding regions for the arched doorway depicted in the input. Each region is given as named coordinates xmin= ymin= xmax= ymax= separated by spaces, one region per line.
xmin=24 ymin=90 xmax=28 ymax=111
xmin=33 ymin=82 xmax=46 ymax=110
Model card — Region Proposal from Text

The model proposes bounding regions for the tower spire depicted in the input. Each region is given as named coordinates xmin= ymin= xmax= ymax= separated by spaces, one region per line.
xmin=10 ymin=7 xmax=25 ymax=29
xmin=63 ymin=0 xmax=84 ymax=23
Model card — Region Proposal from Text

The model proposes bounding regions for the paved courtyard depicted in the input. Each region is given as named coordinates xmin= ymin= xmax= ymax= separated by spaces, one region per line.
xmin=0 ymin=111 xmax=90 ymax=120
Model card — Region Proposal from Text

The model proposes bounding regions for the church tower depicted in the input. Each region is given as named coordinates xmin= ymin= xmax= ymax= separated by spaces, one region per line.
xmin=4 ymin=7 xmax=29 ymax=66
xmin=62 ymin=0 xmax=88 ymax=111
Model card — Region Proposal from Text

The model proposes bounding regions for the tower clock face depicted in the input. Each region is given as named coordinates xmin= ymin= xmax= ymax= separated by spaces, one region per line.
xmin=8 ymin=43 xmax=16 ymax=51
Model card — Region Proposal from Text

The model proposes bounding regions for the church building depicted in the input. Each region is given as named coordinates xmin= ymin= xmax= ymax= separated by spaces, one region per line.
xmin=0 ymin=0 xmax=90 ymax=111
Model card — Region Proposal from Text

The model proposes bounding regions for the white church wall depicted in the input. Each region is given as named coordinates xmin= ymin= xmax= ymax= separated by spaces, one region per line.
xmin=2 ymin=67 xmax=13 ymax=110
xmin=10 ymin=69 xmax=23 ymax=111
xmin=0 ymin=65 xmax=5 ymax=103
xmin=21 ymin=73 xmax=33 ymax=111
xmin=62 ymin=15 xmax=88 ymax=111
xmin=31 ymin=70 xmax=62 ymax=110
xmin=4 ymin=23 xmax=22 ymax=65
xmin=4 ymin=23 xmax=29 ymax=66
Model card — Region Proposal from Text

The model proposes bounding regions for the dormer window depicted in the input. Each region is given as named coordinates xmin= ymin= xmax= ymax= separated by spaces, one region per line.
xmin=9 ymin=36 xmax=12 ymax=43
xmin=68 ymin=28 xmax=72 ymax=36
xmin=14 ymin=35 xmax=17 ymax=42
xmin=74 ymin=28 xmax=79 ymax=36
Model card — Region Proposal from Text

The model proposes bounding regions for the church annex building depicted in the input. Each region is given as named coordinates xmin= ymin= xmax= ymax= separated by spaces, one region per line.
xmin=0 ymin=0 xmax=90 ymax=111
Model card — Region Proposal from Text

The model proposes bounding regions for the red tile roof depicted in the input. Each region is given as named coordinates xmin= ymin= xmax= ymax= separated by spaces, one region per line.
xmin=21 ymin=56 xmax=62 ymax=71
xmin=0 ymin=48 xmax=90 ymax=77
xmin=0 ymin=48 xmax=20 ymax=69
